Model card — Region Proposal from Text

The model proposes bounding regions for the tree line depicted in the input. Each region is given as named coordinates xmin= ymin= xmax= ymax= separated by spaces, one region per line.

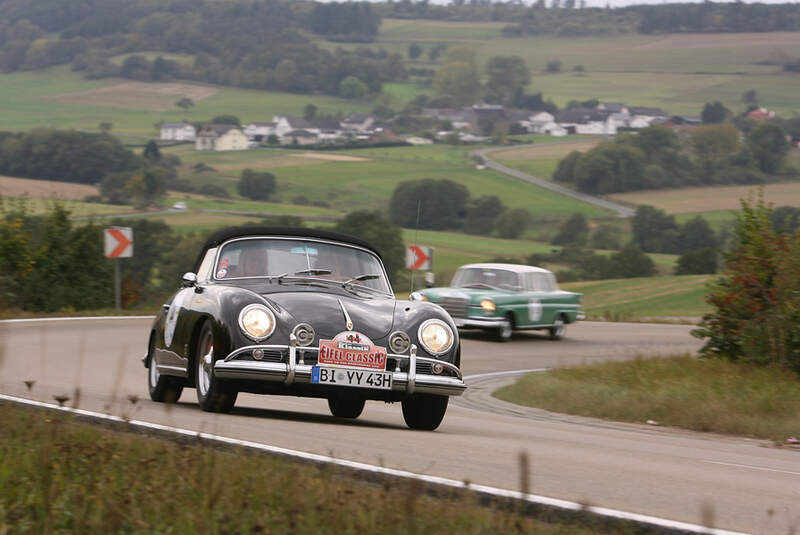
xmin=553 ymin=123 xmax=792 ymax=195
xmin=0 ymin=0 xmax=401 ymax=97
xmin=0 ymin=201 xmax=406 ymax=313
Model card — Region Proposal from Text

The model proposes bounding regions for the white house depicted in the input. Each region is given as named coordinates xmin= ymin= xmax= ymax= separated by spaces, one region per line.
xmin=280 ymin=129 xmax=318 ymax=146
xmin=556 ymin=109 xmax=617 ymax=135
xmin=195 ymin=124 xmax=249 ymax=151
xmin=342 ymin=113 xmax=375 ymax=132
xmin=243 ymin=122 xmax=276 ymax=142
xmin=273 ymin=115 xmax=312 ymax=137
xmin=527 ymin=111 xmax=556 ymax=134
xmin=160 ymin=122 xmax=196 ymax=141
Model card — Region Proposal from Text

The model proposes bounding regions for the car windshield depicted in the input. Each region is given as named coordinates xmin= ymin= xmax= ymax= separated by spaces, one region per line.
xmin=215 ymin=238 xmax=391 ymax=293
xmin=451 ymin=268 xmax=520 ymax=290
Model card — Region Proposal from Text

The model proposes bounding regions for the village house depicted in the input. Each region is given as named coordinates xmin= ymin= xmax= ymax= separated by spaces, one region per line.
xmin=273 ymin=115 xmax=313 ymax=137
xmin=195 ymin=124 xmax=249 ymax=151
xmin=747 ymin=107 xmax=776 ymax=121
xmin=556 ymin=108 xmax=617 ymax=135
xmin=628 ymin=106 xmax=668 ymax=125
xmin=243 ymin=122 xmax=276 ymax=142
xmin=597 ymin=102 xmax=629 ymax=115
xmin=341 ymin=113 xmax=376 ymax=132
xmin=160 ymin=122 xmax=196 ymax=141
xmin=280 ymin=129 xmax=318 ymax=146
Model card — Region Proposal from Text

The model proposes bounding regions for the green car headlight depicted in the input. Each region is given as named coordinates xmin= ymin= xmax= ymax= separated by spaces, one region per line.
xmin=480 ymin=299 xmax=496 ymax=312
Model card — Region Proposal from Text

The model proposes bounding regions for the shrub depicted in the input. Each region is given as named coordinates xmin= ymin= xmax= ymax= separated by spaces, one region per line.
xmin=693 ymin=192 xmax=800 ymax=374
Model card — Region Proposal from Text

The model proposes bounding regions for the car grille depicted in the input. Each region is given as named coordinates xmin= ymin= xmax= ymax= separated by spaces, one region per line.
xmin=439 ymin=296 xmax=468 ymax=318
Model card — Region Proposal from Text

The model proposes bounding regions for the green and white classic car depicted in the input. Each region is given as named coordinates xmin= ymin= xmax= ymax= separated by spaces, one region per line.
xmin=414 ymin=263 xmax=584 ymax=342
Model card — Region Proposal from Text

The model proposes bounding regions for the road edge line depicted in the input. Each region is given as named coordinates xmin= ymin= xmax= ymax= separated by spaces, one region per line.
xmin=0 ymin=392 xmax=747 ymax=535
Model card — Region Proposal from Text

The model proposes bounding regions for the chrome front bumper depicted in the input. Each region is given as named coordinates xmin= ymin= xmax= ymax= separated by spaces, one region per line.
xmin=214 ymin=336 xmax=466 ymax=397
xmin=452 ymin=317 xmax=505 ymax=329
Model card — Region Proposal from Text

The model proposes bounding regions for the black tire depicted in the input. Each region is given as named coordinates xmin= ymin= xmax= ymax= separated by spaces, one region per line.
xmin=401 ymin=394 xmax=449 ymax=431
xmin=147 ymin=335 xmax=183 ymax=403
xmin=195 ymin=321 xmax=238 ymax=413
xmin=496 ymin=315 xmax=513 ymax=342
xmin=549 ymin=315 xmax=566 ymax=341
xmin=328 ymin=392 xmax=366 ymax=419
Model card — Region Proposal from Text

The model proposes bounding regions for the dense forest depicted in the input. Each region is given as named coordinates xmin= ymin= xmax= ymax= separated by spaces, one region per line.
xmin=0 ymin=0 xmax=402 ymax=97
xmin=1 ymin=0 xmax=800 ymax=98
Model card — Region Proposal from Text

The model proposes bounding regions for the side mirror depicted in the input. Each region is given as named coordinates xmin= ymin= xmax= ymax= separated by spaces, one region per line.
xmin=182 ymin=272 xmax=198 ymax=287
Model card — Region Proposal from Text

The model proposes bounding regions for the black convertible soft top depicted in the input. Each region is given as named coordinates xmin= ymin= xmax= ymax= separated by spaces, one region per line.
xmin=194 ymin=226 xmax=382 ymax=270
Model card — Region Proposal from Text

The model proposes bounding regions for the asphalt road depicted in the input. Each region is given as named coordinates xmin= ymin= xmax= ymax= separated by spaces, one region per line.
xmin=1 ymin=318 xmax=797 ymax=534
xmin=472 ymin=145 xmax=636 ymax=218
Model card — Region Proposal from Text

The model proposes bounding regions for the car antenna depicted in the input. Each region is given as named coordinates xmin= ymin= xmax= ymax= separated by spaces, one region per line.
xmin=410 ymin=199 xmax=421 ymax=293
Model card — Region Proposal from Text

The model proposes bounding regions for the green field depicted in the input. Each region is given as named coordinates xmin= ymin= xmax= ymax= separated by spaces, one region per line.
xmin=370 ymin=22 xmax=800 ymax=116
xmin=0 ymin=66 xmax=371 ymax=136
xmin=562 ymin=275 xmax=712 ymax=319
xmin=164 ymin=143 xmax=611 ymax=218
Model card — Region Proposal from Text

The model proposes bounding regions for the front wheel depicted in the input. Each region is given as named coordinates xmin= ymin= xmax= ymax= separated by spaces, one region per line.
xmin=195 ymin=321 xmax=238 ymax=413
xmin=147 ymin=337 xmax=183 ymax=403
xmin=402 ymin=394 xmax=449 ymax=431
xmin=328 ymin=392 xmax=366 ymax=419
xmin=496 ymin=316 xmax=513 ymax=342
xmin=549 ymin=315 xmax=566 ymax=340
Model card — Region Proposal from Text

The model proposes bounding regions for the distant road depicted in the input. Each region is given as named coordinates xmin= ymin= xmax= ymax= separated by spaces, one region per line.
xmin=472 ymin=145 xmax=636 ymax=218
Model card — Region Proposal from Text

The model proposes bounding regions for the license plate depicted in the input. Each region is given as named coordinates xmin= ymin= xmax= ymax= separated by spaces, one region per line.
xmin=311 ymin=366 xmax=393 ymax=390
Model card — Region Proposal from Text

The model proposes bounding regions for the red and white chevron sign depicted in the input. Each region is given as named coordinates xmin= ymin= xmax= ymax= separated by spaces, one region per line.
xmin=406 ymin=245 xmax=433 ymax=270
xmin=104 ymin=227 xmax=133 ymax=258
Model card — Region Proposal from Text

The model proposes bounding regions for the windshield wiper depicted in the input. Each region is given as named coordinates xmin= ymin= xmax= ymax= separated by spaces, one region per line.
xmin=342 ymin=274 xmax=379 ymax=287
xmin=294 ymin=269 xmax=333 ymax=276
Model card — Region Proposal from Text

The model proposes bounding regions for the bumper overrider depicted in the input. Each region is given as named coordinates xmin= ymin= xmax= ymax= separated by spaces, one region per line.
xmin=213 ymin=335 xmax=467 ymax=397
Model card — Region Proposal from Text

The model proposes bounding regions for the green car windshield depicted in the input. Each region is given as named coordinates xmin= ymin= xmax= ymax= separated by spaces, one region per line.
xmin=451 ymin=268 xmax=519 ymax=290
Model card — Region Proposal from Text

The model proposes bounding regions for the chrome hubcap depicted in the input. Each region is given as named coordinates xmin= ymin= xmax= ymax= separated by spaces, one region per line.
xmin=198 ymin=333 xmax=213 ymax=396
xmin=149 ymin=356 xmax=159 ymax=386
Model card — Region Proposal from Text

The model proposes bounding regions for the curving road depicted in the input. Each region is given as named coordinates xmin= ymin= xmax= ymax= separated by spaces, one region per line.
xmin=472 ymin=145 xmax=636 ymax=218
xmin=1 ymin=318 xmax=797 ymax=534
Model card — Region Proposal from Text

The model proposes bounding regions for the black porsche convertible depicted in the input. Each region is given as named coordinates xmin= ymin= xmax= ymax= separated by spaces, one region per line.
xmin=144 ymin=226 xmax=466 ymax=430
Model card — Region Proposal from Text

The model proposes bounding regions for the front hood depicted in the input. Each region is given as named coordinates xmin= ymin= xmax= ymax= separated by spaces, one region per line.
xmin=421 ymin=286 xmax=515 ymax=304
xmin=265 ymin=292 xmax=395 ymax=341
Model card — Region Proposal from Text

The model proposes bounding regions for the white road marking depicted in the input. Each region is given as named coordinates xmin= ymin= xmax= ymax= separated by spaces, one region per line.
xmin=464 ymin=368 xmax=549 ymax=380
xmin=0 ymin=316 xmax=154 ymax=324
xmin=0 ymin=392 xmax=748 ymax=535
xmin=704 ymin=460 xmax=800 ymax=476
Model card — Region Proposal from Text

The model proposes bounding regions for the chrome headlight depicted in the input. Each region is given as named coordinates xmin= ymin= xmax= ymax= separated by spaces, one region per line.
xmin=409 ymin=291 xmax=428 ymax=302
xmin=417 ymin=319 xmax=454 ymax=356
xmin=238 ymin=304 xmax=276 ymax=341
xmin=480 ymin=299 xmax=496 ymax=312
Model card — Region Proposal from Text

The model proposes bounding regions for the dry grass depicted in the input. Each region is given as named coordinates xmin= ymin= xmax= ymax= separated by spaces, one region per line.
xmin=40 ymin=81 xmax=218 ymax=111
xmin=610 ymin=182 xmax=800 ymax=214
xmin=633 ymin=31 xmax=800 ymax=50
xmin=0 ymin=176 xmax=98 ymax=200
xmin=296 ymin=152 xmax=369 ymax=162
xmin=495 ymin=355 xmax=800 ymax=440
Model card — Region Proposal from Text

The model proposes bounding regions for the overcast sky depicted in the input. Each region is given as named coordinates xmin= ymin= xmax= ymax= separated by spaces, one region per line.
xmin=390 ymin=0 xmax=800 ymax=7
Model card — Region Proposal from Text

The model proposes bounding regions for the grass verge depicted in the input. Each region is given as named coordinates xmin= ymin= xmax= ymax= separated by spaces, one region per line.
xmin=561 ymin=275 xmax=711 ymax=319
xmin=494 ymin=356 xmax=800 ymax=441
xmin=0 ymin=403 xmax=627 ymax=534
